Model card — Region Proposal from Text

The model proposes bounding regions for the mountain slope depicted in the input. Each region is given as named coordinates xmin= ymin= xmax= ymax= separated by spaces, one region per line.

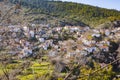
xmin=9 ymin=0 xmax=120 ymax=27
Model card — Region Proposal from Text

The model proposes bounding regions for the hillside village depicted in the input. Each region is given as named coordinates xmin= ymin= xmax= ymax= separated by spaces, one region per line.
xmin=0 ymin=22 xmax=119 ymax=56
xmin=0 ymin=0 xmax=120 ymax=80
xmin=0 ymin=21 xmax=120 ymax=64
xmin=0 ymin=19 xmax=120 ymax=79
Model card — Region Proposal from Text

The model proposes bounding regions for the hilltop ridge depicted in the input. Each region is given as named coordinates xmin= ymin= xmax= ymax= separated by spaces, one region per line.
xmin=8 ymin=0 xmax=120 ymax=27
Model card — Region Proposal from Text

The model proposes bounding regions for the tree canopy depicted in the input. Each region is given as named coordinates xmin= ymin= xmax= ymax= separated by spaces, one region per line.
xmin=9 ymin=0 xmax=120 ymax=27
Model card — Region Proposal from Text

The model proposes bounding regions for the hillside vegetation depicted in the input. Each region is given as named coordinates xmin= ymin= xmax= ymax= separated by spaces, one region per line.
xmin=9 ymin=0 xmax=120 ymax=27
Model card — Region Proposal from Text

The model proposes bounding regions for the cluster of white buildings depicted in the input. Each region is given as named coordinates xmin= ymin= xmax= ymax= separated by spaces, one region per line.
xmin=0 ymin=23 xmax=120 ymax=60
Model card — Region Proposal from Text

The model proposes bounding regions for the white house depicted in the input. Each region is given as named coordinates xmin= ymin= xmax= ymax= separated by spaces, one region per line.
xmin=42 ymin=44 xmax=48 ymax=50
xmin=31 ymin=24 xmax=36 ymax=27
xmin=13 ymin=27 xmax=20 ymax=32
xmin=29 ymin=30 xmax=35 ymax=38
xmin=84 ymin=26 xmax=90 ymax=31
xmin=48 ymin=50 xmax=57 ymax=57
xmin=39 ymin=38 xmax=45 ymax=43
xmin=82 ymin=39 xmax=91 ymax=46
xmin=23 ymin=26 xmax=29 ymax=32
xmin=92 ymin=33 xmax=101 ymax=38
xmin=70 ymin=27 xmax=79 ymax=31
xmin=105 ymin=29 xmax=110 ymax=36
xmin=93 ymin=29 xmax=100 ymax=33
xmin=56 ymin=27 xmax=62 ymax=31
xmin=22 ymin=47 xmax=33 ymax=57
xmin=86 ymin=47 xmax=97 ymax=53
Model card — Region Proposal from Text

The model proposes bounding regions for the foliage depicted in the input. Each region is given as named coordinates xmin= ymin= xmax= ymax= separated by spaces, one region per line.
xmin=17 ymin=60 xmax=54 ymax=80
xmin=79 ymin=62 xmax=116 ymax=80
xmin=9 ymin=0 xmax=120 ymax=27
